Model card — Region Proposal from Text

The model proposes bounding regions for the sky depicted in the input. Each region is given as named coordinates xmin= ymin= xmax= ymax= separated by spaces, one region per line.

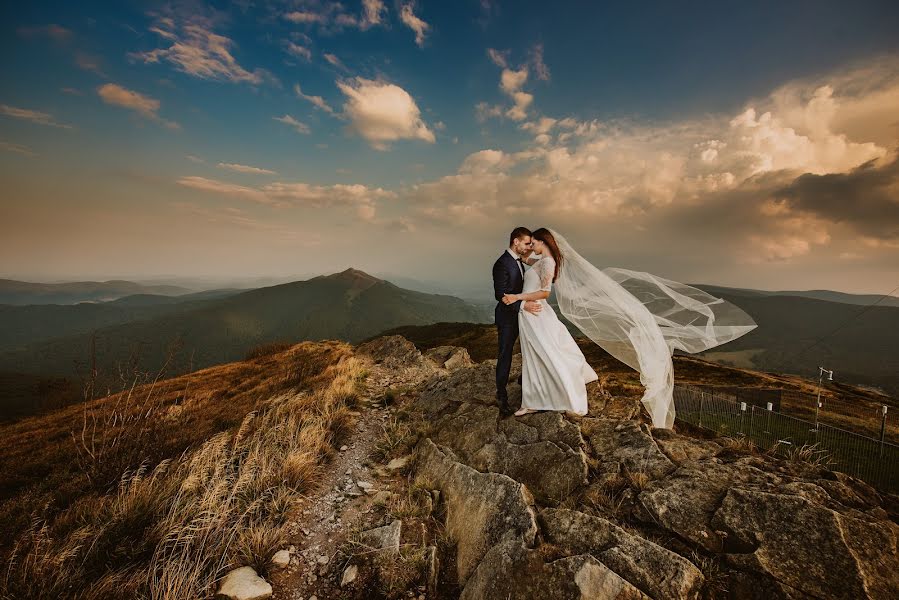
xmin=1 ymin=0 xmax=899 ymax=296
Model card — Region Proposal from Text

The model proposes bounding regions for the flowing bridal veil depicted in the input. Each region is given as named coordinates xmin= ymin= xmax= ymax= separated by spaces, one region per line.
xmin=549 ymin=229 xmax=758 ymax=428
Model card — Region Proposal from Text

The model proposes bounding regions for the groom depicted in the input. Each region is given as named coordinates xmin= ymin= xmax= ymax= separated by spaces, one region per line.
xmin=493 ymin=227 xmax=542 ymax=417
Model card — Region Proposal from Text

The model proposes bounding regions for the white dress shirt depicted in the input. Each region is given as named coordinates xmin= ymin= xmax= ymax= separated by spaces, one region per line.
xmin=506 ymin=248 xmax=526 ymax=311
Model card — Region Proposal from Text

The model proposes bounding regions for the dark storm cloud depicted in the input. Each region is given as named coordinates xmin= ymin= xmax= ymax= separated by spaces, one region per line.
xmin=775 ymin=151 xmax=899 ymax=240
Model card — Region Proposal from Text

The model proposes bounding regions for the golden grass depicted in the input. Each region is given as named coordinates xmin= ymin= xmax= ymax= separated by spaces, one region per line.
xmin=0 ymin=341 xmax=349 ymax=552
xmin=1 ymin=343 xmax=365 ymax=600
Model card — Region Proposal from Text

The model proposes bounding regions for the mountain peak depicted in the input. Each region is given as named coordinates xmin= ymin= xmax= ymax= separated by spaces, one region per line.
xmin=321 ymin=268 xmax=384 ymax=288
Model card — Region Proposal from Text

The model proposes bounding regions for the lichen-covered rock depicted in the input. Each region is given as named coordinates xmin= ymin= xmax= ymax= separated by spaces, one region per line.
xmin=540 ymin=508 xmax=704 ymax=600
xmin=712 ymin=487 xmax=899 ymax=599
xmin=460 ymin=538 xmax=648 ymax=600
xmin=413 ymin=438 xmax=537 ymax=583
xmin=358 ymin=519 xmax=401 ymax=553
xmin=587 ymin=419 xmax=676 ymax=480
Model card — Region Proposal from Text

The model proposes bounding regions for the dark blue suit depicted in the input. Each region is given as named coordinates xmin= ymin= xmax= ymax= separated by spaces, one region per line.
xmin=492 ymin=251 xmax=524 ymax=406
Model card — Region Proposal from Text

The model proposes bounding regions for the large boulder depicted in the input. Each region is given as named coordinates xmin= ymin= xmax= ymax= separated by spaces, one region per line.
xmin=460 ymin=538 xmax=649 ymax=600
xmin=587 ymin=419 xmax=676 ymax=480
xmin=540 ymin=508 xmax=704 ymax=600
xmin=713 ymin=487 xmax=899 ymax=599
xmin=424 ymin=345 xmax=474 ymax=371
xmin=413 ymin=438 xmax=538 ymax=583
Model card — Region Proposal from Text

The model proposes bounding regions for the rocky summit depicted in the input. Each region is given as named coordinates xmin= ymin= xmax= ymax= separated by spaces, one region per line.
xmin=362 ymin=335 xmax=899 ymax=600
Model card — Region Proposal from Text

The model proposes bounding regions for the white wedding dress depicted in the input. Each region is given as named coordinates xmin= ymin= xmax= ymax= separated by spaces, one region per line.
xmin=519 ymin=255 xmax=598 ymax=415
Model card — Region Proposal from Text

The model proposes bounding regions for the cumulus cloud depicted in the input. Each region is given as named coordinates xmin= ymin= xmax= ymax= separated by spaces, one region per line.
xmin=130 ymin=17 xmax=273 ymax=86
xmin=0 ymin=104 xmax=72 ymax=129
xmin=177 ymin=175 xmax=395 ymax=221
xmin=400 ymin=3 xmax=430 ymax=47
xmin=294 ymin=83 xmax=334 ymax=114
xmin=400 ymin=58 xmax=899 ymax=270
xmin=97 ymin=83 xmax=180 ymax=129
xmin=217 ymin=162 xmax=277 ymax=175
xmin=336 ymin=78 xmax=435 ymax=149
xmin=274 ymin=114 xmax=311 ymax=134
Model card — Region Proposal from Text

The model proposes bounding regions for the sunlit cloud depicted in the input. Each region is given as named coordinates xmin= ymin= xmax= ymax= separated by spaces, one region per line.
xmin=285 ymin=41 xmax=312 ymax=61
xmin=97 ymin=83 xmax=180 ymax=129
xmin=217 ymin=162 xmax=277 ymax=175
xmin=130 ymin=17 xmax=274 ymax=86
xmin=337 ymin=78 xmax=435 ymax=149
xmin=0 ymin=141 xmax=37 ymax=157
xmin=0 ymin=104 xmax=72 ymax=129
xmin=294 ymin=83 xmax=334 ymax=114
xmin=273 ymin=114 xmax=311 ymax=134
xmin=400 ymin=3 xmax=430 ymax=47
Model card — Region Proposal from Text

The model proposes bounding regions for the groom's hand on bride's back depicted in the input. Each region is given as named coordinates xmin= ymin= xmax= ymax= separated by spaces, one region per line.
xmin=523 ymin=300 xmax=542 ymax=314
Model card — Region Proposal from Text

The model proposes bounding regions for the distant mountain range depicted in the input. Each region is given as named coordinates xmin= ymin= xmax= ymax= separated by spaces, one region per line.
xmin=0 ymin=278 xmax=199 ymax=305
xmin=0 ymin=269 xmax=488 ymax=419
xmin=1 ymin=271 xmax=896 ymax=421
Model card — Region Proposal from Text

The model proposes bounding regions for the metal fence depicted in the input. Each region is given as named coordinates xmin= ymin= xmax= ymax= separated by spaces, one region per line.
xmin=673 ymin=385 xmax=899 ymax=492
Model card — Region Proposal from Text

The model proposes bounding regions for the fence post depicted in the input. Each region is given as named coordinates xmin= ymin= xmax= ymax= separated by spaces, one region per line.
xmin=765 ymin=402 xmax=773 ymax=434
xmin=748 ymin=404 xmax=755 ymax=438
xmin=881 ymin=405 xmax=888 ymax=458
xmin=739 ymin=401 xmax=747 ymax=435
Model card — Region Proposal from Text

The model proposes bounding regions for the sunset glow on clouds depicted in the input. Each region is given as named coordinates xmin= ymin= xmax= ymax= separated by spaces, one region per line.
xmin=1 ymin=1 xmax=898 ymax=294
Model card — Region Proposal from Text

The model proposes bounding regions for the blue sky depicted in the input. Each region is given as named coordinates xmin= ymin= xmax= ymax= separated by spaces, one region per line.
xmin=2 ymin=1 xmax=899 ymax=295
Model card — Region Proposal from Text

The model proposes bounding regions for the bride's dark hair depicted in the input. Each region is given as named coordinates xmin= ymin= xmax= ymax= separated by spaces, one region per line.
xmin=531 ymin=228 xmax=563 ymax=282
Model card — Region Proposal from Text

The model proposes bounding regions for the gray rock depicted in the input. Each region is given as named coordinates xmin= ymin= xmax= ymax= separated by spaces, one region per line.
xmin=271 ymin=549 xmax=290 ymax=569
xmin=540 ymin=508 xmax=704 ymax=599
xmin=713 ymin=487 xmax=899 ymax=599
xmin=587 ymin=419 xmax=675 ymax=480
xmin=413 ymin=438 xmax=537 ymax=583
xmin=359 ymin=519 xmax=402 ymax=552
xmin=386 ymin=455 xmax=411 ymax=471
xmin=215 ymin=566 xmax=272 ymax=600
xmin=461 ymin=538 xmax=648 ymax=600
xmin=424 ymin=346 xmax=474 ymax=371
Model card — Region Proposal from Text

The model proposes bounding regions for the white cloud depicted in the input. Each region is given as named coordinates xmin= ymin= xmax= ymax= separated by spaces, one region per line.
xmin=336 ymin=78 xmax=435 ymax=149
xmin=284 ymin=11 xmax=326 ymax=24
xmin=274 ymin=114 xmax=311 ymax=134
xmin=400 ymin=3 xmax=430 ymax=47
xmin=285 ymin=41 xmax=312 ymax=61
xmin=506 ymin=91 xmax=533 ymax=121
xmin=130 ymin=19 xmax=273 ymax=86
xmin=399 ymin=57 xmax=899 ymax=268
xmin=177 ymin=176 xmax=395 ymax=221
xmin=294 ymin=83 xmax=334 ymax=114
xmin=487 ymin=48 xmax=509 ymax=68
xmin=323 ymin=53 xmax=347 ymax=70
xmin=217 ymin=162 xmax=277 ymax=175
xmin=362 ymin=0 xmax=387 ymax=29
xmin=97 ymin=83 xmax=180 ymax=129
xmin=475 ymin=102 xmax=503 ymax=122
xmin=283 ymin=1 xmax=385 ymax=32
xmin=0 ymin=104 xmax=72 ymax=129
xmin=500 ymin=67 xmax=528 ymax=94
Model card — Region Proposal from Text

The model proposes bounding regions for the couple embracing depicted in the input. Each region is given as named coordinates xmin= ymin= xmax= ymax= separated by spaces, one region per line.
xmin=492 ymin=227 xmax=758 ymax=427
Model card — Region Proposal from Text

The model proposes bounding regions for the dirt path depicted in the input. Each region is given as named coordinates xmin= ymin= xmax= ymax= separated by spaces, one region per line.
xmin=269 ymin=359 xmax=420 ymax=600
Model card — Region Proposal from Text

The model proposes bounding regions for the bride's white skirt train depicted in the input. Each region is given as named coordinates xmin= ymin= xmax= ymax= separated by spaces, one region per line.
xmin=519 ymin=300 xmax=598 ymax=415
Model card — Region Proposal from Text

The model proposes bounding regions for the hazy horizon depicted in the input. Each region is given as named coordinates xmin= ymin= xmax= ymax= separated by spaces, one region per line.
xmin=3 ymin=1 xmax=899 ymax=297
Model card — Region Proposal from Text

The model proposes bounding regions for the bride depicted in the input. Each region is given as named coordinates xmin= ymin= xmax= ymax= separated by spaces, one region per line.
xmin=503 ymin=228 xmax=758 ymax=428
xmin=502 ymin=228 xmax=597 ymax=416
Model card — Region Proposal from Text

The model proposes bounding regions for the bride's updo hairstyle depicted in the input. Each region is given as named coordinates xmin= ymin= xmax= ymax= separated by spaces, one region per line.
xmin=532 ymin=228 xmax=563 ymax=282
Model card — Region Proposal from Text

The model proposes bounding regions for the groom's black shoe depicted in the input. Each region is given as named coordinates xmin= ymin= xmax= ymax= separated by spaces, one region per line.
xmin=497 ymin=395 xmax=514 ymax=418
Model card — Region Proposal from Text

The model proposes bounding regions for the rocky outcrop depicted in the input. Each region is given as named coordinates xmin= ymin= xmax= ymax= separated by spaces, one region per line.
xmin=358 ymin=336 xmax=899 ymax=600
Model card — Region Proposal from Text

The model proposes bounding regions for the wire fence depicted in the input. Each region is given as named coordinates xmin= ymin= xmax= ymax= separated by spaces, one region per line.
xmin=673 ymin=385 xmax=899 ymax=493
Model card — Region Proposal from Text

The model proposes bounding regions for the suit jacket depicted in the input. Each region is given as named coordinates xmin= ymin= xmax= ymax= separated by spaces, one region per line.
xmin=492 ymin=251 xmax=524 ymax=325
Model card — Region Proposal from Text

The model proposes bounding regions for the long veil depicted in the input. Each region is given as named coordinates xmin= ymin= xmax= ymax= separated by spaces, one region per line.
xmin=549 ymin=229 xmax=758 ymax=428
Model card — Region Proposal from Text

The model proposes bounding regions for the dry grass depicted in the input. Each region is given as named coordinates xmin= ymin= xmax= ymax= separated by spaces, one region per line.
xmin=1 ymin=343 xmax=364 ymax=600
xmin=778 ymin=442 xmax=835 ymax=467
xmin=0 ymin=341 xmax=348 ymax=553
